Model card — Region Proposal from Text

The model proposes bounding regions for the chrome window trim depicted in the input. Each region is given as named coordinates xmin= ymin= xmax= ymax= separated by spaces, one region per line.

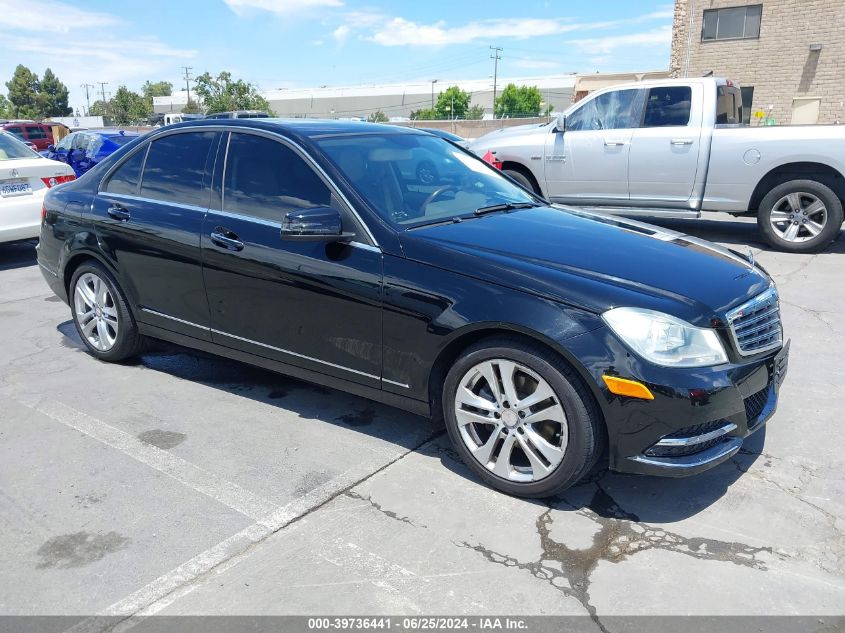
xmin=140 ymin=307 xmax=384 ymax=383
xmin=383 ymin=378 xmax=410 ymax=389
xmin=99 ymin=191 xmax=210 ymax=214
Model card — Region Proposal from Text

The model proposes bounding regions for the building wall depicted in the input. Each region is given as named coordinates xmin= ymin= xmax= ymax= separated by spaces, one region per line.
xmin=671 ymin=0 xmax=845 ymax=124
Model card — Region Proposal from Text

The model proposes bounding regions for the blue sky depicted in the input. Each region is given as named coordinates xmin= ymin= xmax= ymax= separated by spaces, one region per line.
xmin=0 ymin=0 xmax=674 ymax=113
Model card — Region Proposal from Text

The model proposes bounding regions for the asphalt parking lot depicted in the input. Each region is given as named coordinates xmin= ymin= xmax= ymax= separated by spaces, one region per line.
xmin=0 ymin=212 xmax=843 ymax=630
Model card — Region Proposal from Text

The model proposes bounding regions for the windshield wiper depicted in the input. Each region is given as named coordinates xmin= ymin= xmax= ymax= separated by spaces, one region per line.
xmin=474 ymin=202 xmax=540 ymax=216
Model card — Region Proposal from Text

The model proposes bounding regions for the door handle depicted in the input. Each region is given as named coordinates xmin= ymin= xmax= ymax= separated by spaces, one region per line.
xmin=210 ymin=228 xmax=244 ymax=252
xmin=671 ymin=138 xmax=694 ymax=145
xmin=603 ymin=139 xmax=627 ymax=146
xmin=107 ymin=204 xmax=130 ymax=221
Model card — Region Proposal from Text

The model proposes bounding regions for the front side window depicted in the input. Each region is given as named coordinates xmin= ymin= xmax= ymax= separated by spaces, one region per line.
xmin=643 ymin=87 xmax=692 ymax=127
xmin=317 ymin=133 xmax=536 ymax=228
xmin=566 ymin=89 xmax=641 ymax=131
xmin=702 ymin=5 xmax=762 ymax=41
xmin=223 ymin=133 xmax=331 ymax=222
xmin=140 ymin=131 xmax=216 ymax=207
xmin=103 ymin=147 xmax=146 ymax=195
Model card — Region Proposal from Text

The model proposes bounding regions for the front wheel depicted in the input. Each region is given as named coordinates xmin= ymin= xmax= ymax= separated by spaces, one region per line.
xmin=502 ymin=168 xmax=541 ymax=195
xmin=442 ymin=337 xmax=603 ymax=498
xmin=758 ymin=179 xmax=843 ymax=253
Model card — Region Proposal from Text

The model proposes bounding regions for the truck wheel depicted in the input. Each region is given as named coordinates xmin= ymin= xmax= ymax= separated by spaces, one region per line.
xmin=758 ymin=180 xmax=843 ymax=253
xmin=503 ymin=169 xmax=541 ymax=195
xmin=442 ymin=337 xmax=603 ymax=498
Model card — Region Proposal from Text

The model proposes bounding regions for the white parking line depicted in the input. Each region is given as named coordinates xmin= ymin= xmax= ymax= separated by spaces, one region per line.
xmin=31 ymin=400 xmax=280 ymax=521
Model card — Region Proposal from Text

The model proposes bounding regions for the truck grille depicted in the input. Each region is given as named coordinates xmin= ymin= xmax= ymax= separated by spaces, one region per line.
xmin=726 ymin=288 xmax=782 ymax=356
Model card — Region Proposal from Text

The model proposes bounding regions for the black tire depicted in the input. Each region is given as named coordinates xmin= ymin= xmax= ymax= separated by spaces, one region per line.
xmin=442 ymin=337 xmax=603 ymax=498
xmin=757 ymin=179 xmax=843 ymax=253
xmin=502 ymin=168 xmax=540 ymax=195
xmin=69 ymin=261 xmax=146 ymax=362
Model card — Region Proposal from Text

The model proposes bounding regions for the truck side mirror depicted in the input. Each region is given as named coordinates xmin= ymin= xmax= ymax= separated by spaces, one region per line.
xmin=555 ymin=114 xmax=566 ymax=132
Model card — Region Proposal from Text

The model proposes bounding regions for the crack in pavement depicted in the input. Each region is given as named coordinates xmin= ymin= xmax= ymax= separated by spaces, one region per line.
xmin=459 ymin=484 xmax=771 ymax=633
xmin=345 ymin=490 xmax=428 ymax=528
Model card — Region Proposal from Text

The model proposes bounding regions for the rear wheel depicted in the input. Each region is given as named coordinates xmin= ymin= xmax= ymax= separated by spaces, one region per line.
xmin=758 ymin=179 xmax=843 ymax=253
xmin=442 ymin=337 xmax=602 ymax=498
xmin=70 ymin=261 xmax=146 ymax=361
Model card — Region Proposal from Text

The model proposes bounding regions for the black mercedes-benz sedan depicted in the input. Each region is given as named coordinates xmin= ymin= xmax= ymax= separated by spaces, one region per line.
xmin=37 ymin=119 xmax=789 ymax=497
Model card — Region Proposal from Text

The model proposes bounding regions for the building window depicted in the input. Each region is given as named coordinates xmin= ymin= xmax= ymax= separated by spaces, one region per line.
xmin=702 ymin=5 xmax=762 ymax=41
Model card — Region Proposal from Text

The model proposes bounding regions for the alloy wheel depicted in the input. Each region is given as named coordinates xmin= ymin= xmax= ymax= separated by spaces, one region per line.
xmin=73 ymin=272 xmax=119 ymax=352
xmin=769 ymin=192 xmax=827 ymax=243
xmin=453 ymin=359 xmax=568 ymax=482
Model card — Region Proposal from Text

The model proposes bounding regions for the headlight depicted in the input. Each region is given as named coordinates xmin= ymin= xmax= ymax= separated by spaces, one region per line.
xmin=603 ymin=307 xmax=728 ymax=368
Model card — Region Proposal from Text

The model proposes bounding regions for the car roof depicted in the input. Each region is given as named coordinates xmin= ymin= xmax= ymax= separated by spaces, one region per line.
xmin=172 ymin=117 xmax=424 ymax=140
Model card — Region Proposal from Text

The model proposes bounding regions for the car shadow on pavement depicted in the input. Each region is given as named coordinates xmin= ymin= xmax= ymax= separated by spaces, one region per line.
xmin=56 ymin=320 xmax=440 ymax=454
xmin=646 ymin=217 xmax=845 ymax=254
xmin=0 ymin=239 xmax=38 ymax=271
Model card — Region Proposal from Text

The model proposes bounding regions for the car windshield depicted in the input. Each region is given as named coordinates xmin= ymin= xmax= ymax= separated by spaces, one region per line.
xmin=0 ymin=131 xmax=39 ymax=160
xmin=316 ymin=133 xmax=537 ymax=228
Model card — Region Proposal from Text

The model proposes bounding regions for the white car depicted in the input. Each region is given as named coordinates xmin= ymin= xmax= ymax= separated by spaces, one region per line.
xmin=0 ymin=131 xmax=75 ymax=244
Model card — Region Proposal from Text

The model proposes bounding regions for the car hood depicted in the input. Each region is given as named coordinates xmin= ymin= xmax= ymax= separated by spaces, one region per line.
xmin=469 ymin=122 xmax=548 ymax=152
xmin=399 ymin=206 xmax=772 ymax=327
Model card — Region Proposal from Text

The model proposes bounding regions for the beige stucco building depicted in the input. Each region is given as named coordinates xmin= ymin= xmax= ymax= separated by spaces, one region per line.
xmin=670 ymin=0 xmax=845 ymax=125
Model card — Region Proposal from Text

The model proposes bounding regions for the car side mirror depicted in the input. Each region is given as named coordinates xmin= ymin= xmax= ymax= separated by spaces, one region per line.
xmin=555 ymin=114 xmax=566 ymax=132
xmin=281 ymin=206 xmax=354 ymax=242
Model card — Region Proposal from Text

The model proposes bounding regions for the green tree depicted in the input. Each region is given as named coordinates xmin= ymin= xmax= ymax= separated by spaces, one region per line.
xmin=410 ymin=108 xmax=435 ymax=120
xmin=367 ymin=109 xmax=388 ymax=123
xmin=89 ymin=99 xmax=109 ymax=117
xmin=181 ymin=99 xmax=203 ymax=114
xmin=110 ymin=86 xmax=150 ymax=125
xmin=193 ymin=71 xmax=273 ymax=115
xmin=494 ymin=84 xmax=542 ymax=118
xmin=5 ymin=65 xmax=40 ymax=119
xmin=142 ymin=80 xmax=173 ymax=109
xmin=0 ymin=93 xmax=13 ymax=118
xmin=466 ymin=104 xmax=485 ymax=120
xmin=37 ymin=68 xmax=72 ymax=117
xmin=434 ymin=86 xmax=470 ymax=119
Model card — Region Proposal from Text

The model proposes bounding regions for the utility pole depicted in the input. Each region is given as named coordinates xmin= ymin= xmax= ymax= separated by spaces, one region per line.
xmin=490 ymin=46 xmax=502 ymax=118
xmin=97 ymin=82 xmax=109 ymax=115
xmin=80 ymin=83 xmax=94 ymax=116
xmin=181 ymin=66 xmax=193 ymax=108
xmin=430 ymin=79 xmax=438 ymax=111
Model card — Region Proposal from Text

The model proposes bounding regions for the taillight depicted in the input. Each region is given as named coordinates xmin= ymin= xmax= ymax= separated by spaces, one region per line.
xmin=41 ymin=174 xmax=76 ymax=188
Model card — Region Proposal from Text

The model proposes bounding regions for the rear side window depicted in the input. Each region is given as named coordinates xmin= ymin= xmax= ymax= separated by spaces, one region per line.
xmin=566 ymin=89 xmax=641 ymax=131
xmin=642 ymin=87 xmax=692 ymax=127
xmin=223 ymin=133 xmax=331 ymax=222
xmin=25 ymin=125 xmax=48 ymax=139
xmin=140 ymin=132 xmax=216 ymax=207
xmin=103 ymin=147 xmax=146 ymax=195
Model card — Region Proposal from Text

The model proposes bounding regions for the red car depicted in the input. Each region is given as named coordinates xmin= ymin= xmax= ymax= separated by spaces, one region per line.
xmin=0 ymin=122 xmax=67 ymax=151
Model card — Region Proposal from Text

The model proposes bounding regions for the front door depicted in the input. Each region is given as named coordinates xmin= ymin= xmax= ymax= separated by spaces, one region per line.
xmin=92 ymin=130 xmax=220 ymax=339
xmin=628 ymin=85 xmax=703 ymax=207
xmin=545 ymin=87 xmax=643 ymax=204
xmin=201 ymin=131 xmax=383 ymax=387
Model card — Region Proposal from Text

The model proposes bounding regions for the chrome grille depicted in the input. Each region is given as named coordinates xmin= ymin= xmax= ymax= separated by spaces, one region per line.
xmin=726 ymin=288 xmax=782 ymax=356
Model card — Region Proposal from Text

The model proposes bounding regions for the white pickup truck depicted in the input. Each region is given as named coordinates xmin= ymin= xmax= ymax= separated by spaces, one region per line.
xmin=470 ymin=77 xmax=845 ymax=252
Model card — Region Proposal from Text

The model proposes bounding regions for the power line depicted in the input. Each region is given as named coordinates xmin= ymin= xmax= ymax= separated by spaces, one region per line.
xmin=490 ymin=46 xmax=503 ymax=114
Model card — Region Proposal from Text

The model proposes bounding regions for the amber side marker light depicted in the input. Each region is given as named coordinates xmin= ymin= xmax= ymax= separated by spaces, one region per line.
xmin=602 ymin=375 xmax=654 ymax=401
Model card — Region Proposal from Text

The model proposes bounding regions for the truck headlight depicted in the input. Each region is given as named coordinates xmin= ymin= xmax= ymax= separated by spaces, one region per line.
xmin=602 ymin=307 xmax=728 ymax=368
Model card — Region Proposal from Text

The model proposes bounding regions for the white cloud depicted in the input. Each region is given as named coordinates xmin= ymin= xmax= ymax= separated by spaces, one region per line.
xmin=332 ymin=24 xmax=350 ymax=44
xmin=0 ymin=0 xmax=118 ymax=31
xmin=223 ymin=0 xmax=343 ymax=16
xmin=511 ymin=58 xmax=560 ymax=70
xmin=567 ymin=25 xmax=672 ymax=55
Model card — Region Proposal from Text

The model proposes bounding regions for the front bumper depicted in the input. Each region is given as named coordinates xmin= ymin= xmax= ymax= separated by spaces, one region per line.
xmin=566 ymin=328 xmax=790 ymax=477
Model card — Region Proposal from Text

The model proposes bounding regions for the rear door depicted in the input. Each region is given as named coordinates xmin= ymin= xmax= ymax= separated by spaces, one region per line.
xmin=201 ymin=130 xmax=383 ymax=387
xmin=92 ymin=130 xmax=220 ymax=339
xmin=545 ymin=87 xmax=643 ymax=204
xmin=628 ymin=84 xmax=704 ymax=208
